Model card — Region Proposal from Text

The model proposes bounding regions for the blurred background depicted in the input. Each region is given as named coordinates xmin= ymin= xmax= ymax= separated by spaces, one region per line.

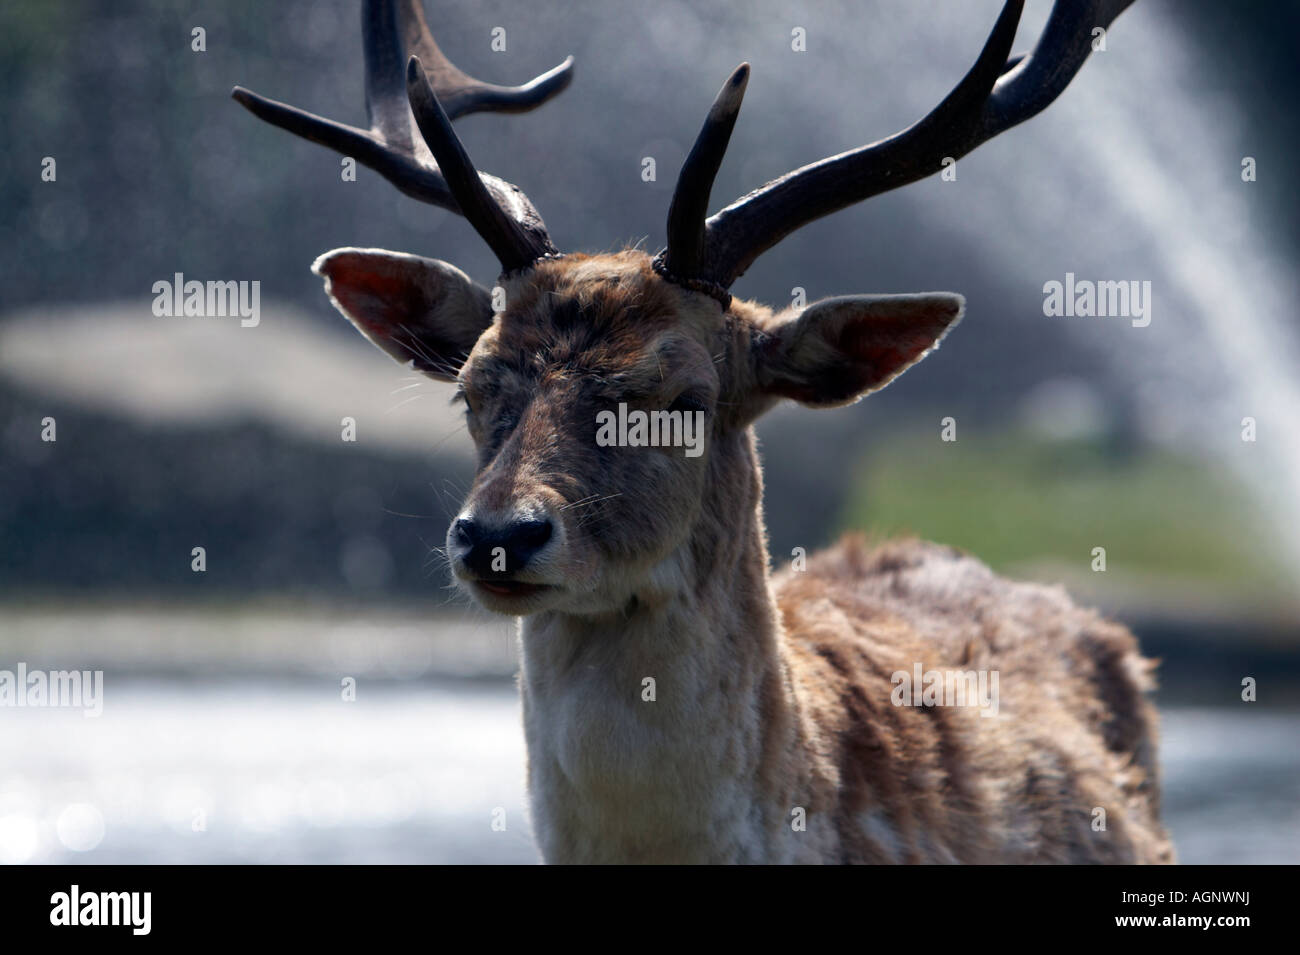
xmin=1 ymin=0 xmax=1297 ymax=863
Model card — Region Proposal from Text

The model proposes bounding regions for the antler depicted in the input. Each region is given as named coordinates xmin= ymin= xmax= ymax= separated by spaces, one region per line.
xmin=659 ymin=0 xmax=1138 ymax=292
xmin=232 ymin=0 xmax=573 ymax=274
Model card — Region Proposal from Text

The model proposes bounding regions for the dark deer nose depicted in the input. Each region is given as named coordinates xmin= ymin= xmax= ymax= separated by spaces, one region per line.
xmin=453 ymin=517 xmax=553 ymax=576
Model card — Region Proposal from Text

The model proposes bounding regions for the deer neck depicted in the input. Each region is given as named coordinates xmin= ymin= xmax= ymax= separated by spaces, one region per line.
xmin=517 ymin=428 xmax=807 ymax=863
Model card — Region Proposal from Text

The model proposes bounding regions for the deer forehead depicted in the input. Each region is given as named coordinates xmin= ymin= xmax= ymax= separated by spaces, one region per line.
xmin=469 ymin=254 xmax=725 ymax=391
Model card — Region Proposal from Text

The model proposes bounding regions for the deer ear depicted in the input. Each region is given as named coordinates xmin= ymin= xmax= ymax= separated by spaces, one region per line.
xmin=754 ymin=293 xmax=964 ymax=407
xmin=312 ymin=247 xmax=494 ymax=381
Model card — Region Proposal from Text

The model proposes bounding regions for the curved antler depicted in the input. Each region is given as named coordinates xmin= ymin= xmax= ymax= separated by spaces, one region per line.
xmin=405 ymin=56 xmax=553 ymax=272
xmin=656 ymin=63 xmax=749 ymax=290
xmin=663 ymin=0 xmax=1138 ymax=291
xmin=231 ymin=0 xmax=572 ymax=272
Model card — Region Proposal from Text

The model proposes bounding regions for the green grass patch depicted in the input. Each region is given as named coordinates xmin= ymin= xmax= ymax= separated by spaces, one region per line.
xmin=838 ymin=432 xmax=1285 ymax=594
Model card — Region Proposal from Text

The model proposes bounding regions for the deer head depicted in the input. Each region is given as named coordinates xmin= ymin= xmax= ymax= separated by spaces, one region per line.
xmin=234 ymin=0 xmax=1134 ymax=616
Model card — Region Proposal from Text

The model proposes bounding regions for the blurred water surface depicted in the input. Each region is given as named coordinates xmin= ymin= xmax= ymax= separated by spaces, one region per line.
xmin=2 ymin=677 xmax=1294 ymax=864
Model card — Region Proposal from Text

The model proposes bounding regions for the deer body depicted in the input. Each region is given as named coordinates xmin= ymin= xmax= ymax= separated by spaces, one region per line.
xmin=237 ymin=0 xmax=1172 ymax=863
xmin=521 ymin=537 xmax=1173 ymax=864
xmin=521 ymin=554 xmax=1174 ymax=863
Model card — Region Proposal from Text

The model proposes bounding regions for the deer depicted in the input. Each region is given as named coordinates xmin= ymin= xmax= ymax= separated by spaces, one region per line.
xmin=234 ymin=0 xmax=1174 ymax=864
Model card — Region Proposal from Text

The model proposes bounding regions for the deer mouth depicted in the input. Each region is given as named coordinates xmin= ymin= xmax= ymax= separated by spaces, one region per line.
xmin=474 ymin=580 xmax=551 ymax=599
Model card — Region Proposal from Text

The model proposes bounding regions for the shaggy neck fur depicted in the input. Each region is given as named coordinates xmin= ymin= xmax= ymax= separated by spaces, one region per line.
xmin=518 ymin=427 xmax=815 ymax=864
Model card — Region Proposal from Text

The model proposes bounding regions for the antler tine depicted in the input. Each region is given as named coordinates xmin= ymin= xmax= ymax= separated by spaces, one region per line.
xmin=363 ymin=0 xmax=573 ymax=157
xmin=406 ymin=56 xmax=555 ymax=273
xmin=680 ymin=0 xmax=1136 ymax=289
xmin=232 ymin=0 xmax=572 ymax=271
xmin=655 ymin=63 xmax=750 ymax=292
xmin=230 ymin=84 xmax=459 ymax=207
xmin=986 ymin=0 xmax=1137 ymax=129
xmin=385 ymin=0 xmax=573 ymax=121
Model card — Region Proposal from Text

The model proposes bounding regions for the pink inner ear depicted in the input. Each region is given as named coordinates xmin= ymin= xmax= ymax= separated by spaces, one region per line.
xmin=837 ymin=307 xmax=955 ymax=386
xmin=320 ymin=255 xmax=427 ymax=337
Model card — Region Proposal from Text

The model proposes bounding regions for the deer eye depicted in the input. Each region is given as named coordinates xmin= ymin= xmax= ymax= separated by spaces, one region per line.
xmin=668 ymin=394 xmax=707 ymax=415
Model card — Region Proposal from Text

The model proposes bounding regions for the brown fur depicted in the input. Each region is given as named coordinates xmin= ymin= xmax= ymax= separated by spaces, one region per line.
xmin=773 ymin=537 xmax=1173 ymax=863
